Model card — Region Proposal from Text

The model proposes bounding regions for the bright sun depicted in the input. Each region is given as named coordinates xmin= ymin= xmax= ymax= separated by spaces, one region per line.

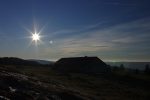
xmin=32 ymin=33 xmax=40 ymax=41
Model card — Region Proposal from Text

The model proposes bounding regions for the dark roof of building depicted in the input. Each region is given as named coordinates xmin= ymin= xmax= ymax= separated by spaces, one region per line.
xmin=54 ymin=56 xmax=109 ymax=73
xmin=56 ymin=56 xmax=105 ymax=63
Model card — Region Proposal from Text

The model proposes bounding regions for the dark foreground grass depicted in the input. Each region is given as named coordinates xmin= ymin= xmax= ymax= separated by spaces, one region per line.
xmin=1 ymin=65 xmax=150 ymax=100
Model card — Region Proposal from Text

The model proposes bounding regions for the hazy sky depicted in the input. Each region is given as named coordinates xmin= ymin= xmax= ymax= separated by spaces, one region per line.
xmin=0 ymin=0 xmax=150 ymax=61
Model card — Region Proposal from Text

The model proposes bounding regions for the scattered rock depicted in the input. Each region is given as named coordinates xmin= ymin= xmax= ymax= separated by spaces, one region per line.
xmin=0 ymin=66 xmax=87 ymax=100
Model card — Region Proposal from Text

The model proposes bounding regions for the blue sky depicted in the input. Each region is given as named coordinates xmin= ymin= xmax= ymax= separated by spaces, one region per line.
xmin=0 ymin=0 xmax=150 ymax=61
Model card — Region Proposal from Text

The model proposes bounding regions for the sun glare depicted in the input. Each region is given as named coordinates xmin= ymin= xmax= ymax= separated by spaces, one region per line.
xmin=26 ymin=23 xmax=45 ymax=46
xmin=32 ymin=33 xmax=40 ymax=41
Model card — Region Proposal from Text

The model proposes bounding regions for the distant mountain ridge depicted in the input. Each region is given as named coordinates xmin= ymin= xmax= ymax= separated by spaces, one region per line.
xmin=28 ymin=59 xmax=54 ymax=65
xmin=0 ymin=57 xmax=50 ymax=66
xmin=106 ymin=62 xmax=150 ymax=70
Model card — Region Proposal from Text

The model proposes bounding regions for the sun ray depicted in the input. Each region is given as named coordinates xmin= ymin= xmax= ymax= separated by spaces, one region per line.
xmin=23 ymin=21 xmax=47 ymax=47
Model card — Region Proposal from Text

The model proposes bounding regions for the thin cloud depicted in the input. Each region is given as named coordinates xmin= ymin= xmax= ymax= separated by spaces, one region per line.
xmin=40 ymin=17 xmax=150 ymax=61
xmin=49 ymin=21 xmax=107 ymax=39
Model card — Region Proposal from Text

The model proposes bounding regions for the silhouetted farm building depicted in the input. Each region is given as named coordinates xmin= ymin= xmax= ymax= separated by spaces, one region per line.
xmin=54 ymin=57 xmax=110 ymax=73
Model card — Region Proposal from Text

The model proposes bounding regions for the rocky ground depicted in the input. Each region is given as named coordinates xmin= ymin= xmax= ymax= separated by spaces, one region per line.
xmin=0 ymin=66 xmax=89 ymax=100
xmin=0 ymin=65 xmax=150 ymax=100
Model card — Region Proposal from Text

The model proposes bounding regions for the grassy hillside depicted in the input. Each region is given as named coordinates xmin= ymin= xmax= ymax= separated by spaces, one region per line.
xmin=1 ymin=64 xmax=149 ymax=100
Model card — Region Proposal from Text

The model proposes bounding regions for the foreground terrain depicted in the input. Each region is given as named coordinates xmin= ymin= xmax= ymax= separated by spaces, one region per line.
xmin=0 ymin=65 xmax=150 ymax=100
